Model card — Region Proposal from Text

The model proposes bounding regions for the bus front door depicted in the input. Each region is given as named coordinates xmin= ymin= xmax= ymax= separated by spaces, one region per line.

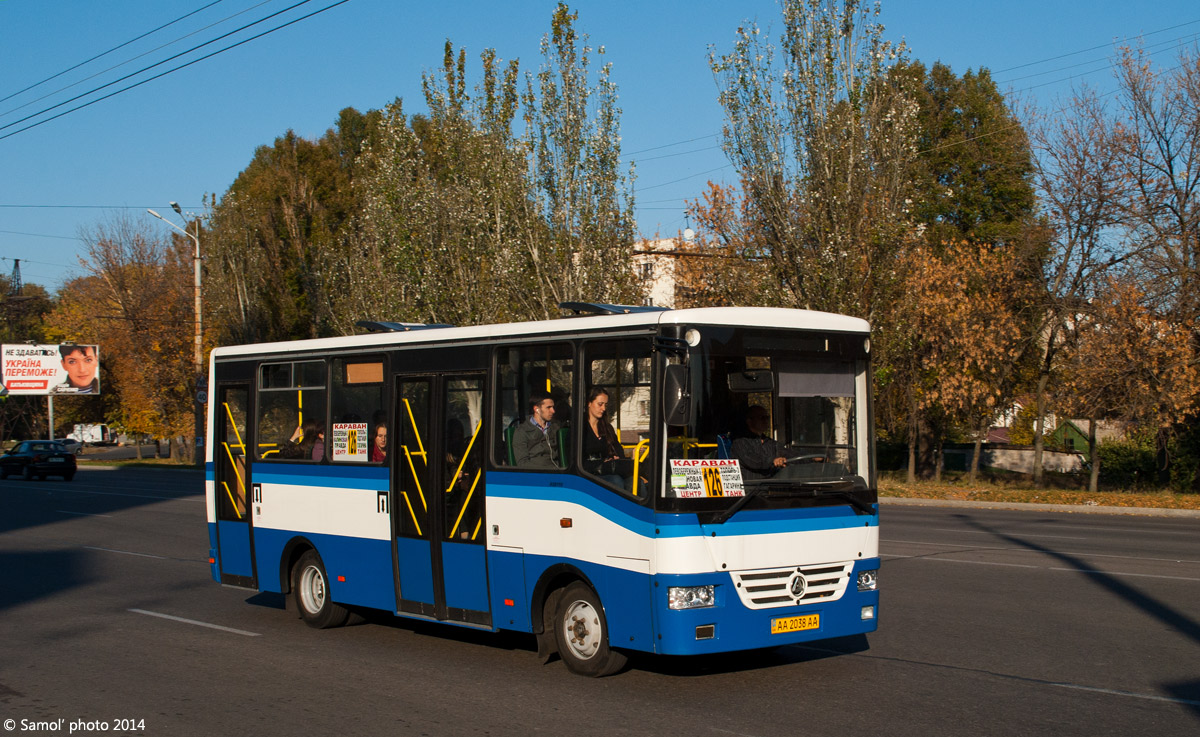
xmin=393 ymin=374 xmax=490 ymax=627
xmin=214 ymin=384 xmax=256 ymax=587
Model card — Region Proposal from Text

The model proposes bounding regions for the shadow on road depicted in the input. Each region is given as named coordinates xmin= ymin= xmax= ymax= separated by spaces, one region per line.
xmin=0 ymin=467 xmax=201 ymax=615
xmin=954 ymin=512 xmax=1200 ymax=720
xmin=0 ymin=549 xmax=95 ymax=612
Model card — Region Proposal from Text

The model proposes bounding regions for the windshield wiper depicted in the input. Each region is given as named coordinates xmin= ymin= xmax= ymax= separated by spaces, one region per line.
xmin=708 ymin=479 xmax=874 ymax=524
xmin=708 ymin=483 xmax=766 ymax=525
xmin=817 ymin=487 xmax=875 ymax=515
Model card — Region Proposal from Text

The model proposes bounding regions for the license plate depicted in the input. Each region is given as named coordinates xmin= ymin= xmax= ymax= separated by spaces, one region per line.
xmin=771 ymin=613 xmax=819 ymax=634
xmin=49 ymin=457 xmax=64 ymax=463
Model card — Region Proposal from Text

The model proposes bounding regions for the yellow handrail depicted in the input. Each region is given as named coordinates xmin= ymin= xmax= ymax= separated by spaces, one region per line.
xmin=222 ymin=442 xmax=246 ymax=505
xmin=403 ymin=445 xmax=427 ymax=512
xmin=221 ymin=480 xmax=243 ymax=520
xmin=449 ymin=469 xmax=482 ymax=539
xmin=445 ymin=420 xmax=482 ymax=495
xmin=400 ymin=491 xmax=422 ymax=536
xmin=403 ymin=398 xmax=427 ymax=465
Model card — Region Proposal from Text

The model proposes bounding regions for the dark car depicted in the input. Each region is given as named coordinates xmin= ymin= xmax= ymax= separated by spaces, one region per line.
xmin=0 ymin=440 xmax=77 ymax=481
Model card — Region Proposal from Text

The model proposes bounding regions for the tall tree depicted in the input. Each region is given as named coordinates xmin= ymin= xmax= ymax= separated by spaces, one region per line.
xmin=48 ymin=214 xmax=200 ymax=459
xmin=517 ymin=2 xmax=640 ymax=317
xmin=205 ymin=108 xmax=381 ymax=344
xmin=902 ymin=61 xmax=1038 ymax=249
xmin=342 ymin=4 xmax=640 ymax=329
xmin=708 ymin=0 xmax=918 ymax=320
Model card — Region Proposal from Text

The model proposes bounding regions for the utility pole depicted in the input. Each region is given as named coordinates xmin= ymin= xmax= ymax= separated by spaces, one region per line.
xmin=148 ymin=204 xmax=204 ymax=466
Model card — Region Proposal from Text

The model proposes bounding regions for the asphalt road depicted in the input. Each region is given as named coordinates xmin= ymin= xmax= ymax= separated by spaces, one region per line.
xmin=1 ymin=468 xmax=1198 ymax=736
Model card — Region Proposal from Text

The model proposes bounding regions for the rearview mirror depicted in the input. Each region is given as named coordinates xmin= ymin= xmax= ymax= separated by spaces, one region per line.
xmin=663 ymin=364 xmax=690 ymax=426
xmin=728 ymin=369 xmax=775 ymax=392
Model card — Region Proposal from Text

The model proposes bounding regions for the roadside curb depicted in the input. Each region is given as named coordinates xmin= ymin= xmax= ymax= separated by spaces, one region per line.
xmin=880 ymin=496 xmax=1200 ymax=518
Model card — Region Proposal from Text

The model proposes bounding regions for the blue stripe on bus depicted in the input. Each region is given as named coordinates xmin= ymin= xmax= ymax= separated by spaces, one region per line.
xmin=487 ymin=470 xmax=876 ymax=537
xmin=488 ymin=470 xmax=656 ymax=532
xmin=251 ymin=463 xmax=389 ymax=489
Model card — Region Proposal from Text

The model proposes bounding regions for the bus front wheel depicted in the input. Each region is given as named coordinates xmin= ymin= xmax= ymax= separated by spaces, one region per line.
xmin=554 ymin=582 xmax=627 ymax=677
xmin=291 ymin=550 xmax=349 ymax=629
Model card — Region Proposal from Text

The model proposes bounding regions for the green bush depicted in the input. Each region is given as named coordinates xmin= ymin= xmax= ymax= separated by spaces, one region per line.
xmin=1096 ymin=439 xmax=1157 ymax=490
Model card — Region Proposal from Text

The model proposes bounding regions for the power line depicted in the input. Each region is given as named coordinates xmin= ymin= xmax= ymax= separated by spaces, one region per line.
xmin=0 ymin=256 xmax=76 ymax=269
xmin=624 ymin=17 xmax=1200 ymax=193
xmin=993 ymin=17 xmax=1200 ymax=73
xmin=0 ymin=0 xmax=324 ymax=135
xmin=0 ymin=0 xmax=279 ymax=122
xmin=0 ymin=0 xmax=229 ymax=107
xmin=0 ymin=229 xmax=81 ymax=241
xmin=996 ymin=29 xmax=1200 ymax=86
xmin=0 ymin=204 xmax=201 ymax=209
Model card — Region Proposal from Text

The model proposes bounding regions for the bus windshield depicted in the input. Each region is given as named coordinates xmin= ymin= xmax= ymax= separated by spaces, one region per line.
xmin=663 ymin=326 xmax=873 ymax=511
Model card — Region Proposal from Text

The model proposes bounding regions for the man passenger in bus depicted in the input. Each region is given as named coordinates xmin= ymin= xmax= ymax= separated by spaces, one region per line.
xmin=731 ymin=405 xmax=788 ymax=478
xmin=512 ymin=390 xmax=561 ymax=468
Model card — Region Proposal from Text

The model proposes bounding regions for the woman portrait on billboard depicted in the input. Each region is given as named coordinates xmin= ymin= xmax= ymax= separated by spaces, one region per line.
xmin=54 ymin=344 xmax=100 ymax=394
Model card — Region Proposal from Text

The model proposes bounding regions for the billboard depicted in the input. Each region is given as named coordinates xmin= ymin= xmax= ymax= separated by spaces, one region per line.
xmin=1 ymin=344 xmax=101 ymax=396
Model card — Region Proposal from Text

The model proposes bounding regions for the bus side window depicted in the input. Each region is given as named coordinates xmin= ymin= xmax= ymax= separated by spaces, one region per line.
xmin=331 ymin=358 xmax=386 ymax=464
xmin=580 ymin=339 xmax=654 ymax=497
xmin=495 ymin=344 xmax=573 ymax=469
xmin=256 ymin=360 xmax=327 ymax=461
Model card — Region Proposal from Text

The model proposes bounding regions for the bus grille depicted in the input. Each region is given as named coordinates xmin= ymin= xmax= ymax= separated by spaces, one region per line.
xmin=730 ymin=562 xmax=853 ymax=609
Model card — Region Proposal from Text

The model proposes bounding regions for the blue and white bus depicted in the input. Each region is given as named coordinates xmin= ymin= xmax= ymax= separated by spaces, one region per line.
xmin=206 ymin=303 xmax=879 ymax=676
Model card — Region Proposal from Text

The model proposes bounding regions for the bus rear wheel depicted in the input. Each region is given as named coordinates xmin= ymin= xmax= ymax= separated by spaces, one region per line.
xmin=292 ymin=550 xmax=349 ymax=629
xmin=554 ymin=582 xmax=627 ymax=677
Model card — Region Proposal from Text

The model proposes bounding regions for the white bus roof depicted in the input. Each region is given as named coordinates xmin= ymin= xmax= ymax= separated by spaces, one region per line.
xmin=211 ymin=306 xmax=869 ymax=359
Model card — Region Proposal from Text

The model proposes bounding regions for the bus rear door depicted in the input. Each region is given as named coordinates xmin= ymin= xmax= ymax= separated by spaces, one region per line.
xmin=213 ymin=384 xmax=256 ymax=587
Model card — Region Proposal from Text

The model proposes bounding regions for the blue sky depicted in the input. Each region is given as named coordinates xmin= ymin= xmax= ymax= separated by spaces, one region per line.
xmin=1 ymin=0 xmax=1197 ymax=292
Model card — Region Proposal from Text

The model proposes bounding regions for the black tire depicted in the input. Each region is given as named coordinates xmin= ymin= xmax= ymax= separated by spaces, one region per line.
xmin=554 ymin=582 xmax=627 ymax=677
xmin=23 ymin=465 xmax=35 ymax=481
xmin=291 ymin=550 xmax=350 ymax=629
xmin=0 ymin=466 xmax=8 ymax=480
xmin=63 ymin=471 xmax=75 ymax=481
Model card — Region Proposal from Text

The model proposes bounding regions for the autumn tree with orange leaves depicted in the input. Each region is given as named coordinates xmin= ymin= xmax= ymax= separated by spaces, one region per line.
xmin=1058 ymin=279 xmax=1200 ymax=491
xmin=884 ymin=242 xmax=1032 ymax=482
xmin=48 ymin=214 xmax=204 ymax=461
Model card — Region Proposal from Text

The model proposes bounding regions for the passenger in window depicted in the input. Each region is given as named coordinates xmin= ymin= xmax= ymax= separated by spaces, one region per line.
xmin=731 ymin=405 xmax=787 ymax=478
xmin=512 ymin=391 xmax=561 ymax=468
xmin=583 ymin=387 xmax=625 ymax=486
xmin=280 ymin=419 xmax=315 ymax=459
xmin=370 ymin=422 xmax=388 ymax=463
xmin=310 ymin=421 xmax=326 ymax=461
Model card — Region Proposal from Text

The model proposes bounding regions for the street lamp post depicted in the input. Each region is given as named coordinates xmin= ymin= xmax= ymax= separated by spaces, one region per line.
xmin=148 ymin=205 xmax=203 ymax=466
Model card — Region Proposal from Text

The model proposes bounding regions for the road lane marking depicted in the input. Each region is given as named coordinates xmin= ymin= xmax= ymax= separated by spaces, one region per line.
xmin=58 ymin=488 xmax=203 ymax=502
xmin=1049 ymin=567 xmax=1200 ymax=582
xmin=57 ymin=510 xmax=113 ymax=518
xmin=884 ymin=550 xmax=1200 ymax=580
xmin=7 ymin=485 xmax=202 ymax=502
xmin=794 ymin=644 xmax=1200 ymax=708
xmin=129 ymin=609 xmax=261 ymax=637
xmin=921 ymin=558 xmax=1042 ymax=569
xmin=884 ymin=539 xmax=1200 ymax=565
xmin=84 ymin=546 xmax=167 ymax=559
xmin=928 ymin=528 xmax=1086 ymax=540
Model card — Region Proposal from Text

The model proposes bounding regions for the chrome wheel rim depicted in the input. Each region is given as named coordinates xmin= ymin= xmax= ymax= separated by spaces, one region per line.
xmin=299 ymin=565 xmax=326 ymax=614
xmin=562 ymin=598 xmax=601 ymax=661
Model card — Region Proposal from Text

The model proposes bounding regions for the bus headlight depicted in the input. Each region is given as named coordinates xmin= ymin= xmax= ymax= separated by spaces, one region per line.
xmin=857 ymin=569 xmax=878 ymax=591
xmin=668 ymin=585 xmax=715 ymax=609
